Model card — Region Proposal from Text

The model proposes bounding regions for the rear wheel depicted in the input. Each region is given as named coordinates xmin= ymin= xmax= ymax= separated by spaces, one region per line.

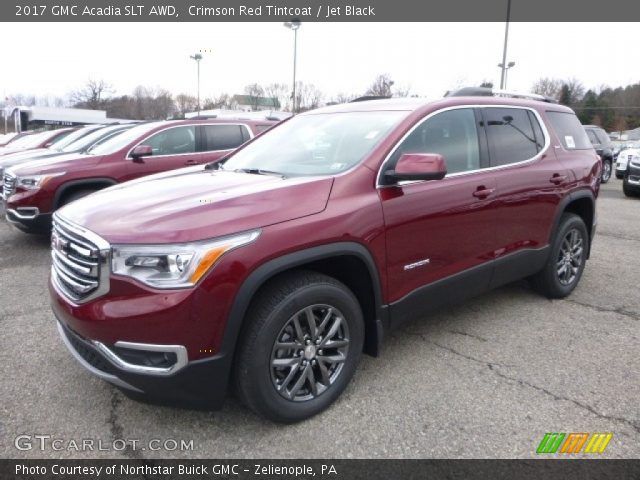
xmin=531 ymin=213 xmax=588 ymax=299
xmin=234 ymin=271 xmax=364 ymax=423
xmin=601 ymin=159 xmax=612 ymax=183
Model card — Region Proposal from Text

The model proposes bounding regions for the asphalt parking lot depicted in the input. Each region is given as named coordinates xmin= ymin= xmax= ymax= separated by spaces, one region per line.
xmin=0 ymin=178 xmax=638 ymax=459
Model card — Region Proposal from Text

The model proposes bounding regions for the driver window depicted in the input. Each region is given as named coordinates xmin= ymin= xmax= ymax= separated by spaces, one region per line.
xmin=142 ymin=126 xmax=196 ymax=156
xmin=385 ymin=108 xmax=481 ymax=179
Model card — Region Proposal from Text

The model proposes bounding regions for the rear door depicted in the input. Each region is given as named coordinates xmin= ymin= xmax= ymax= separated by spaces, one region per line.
xmin=199 ymin=124 xmax=251 ymax=165
xmin=484 ymin=106 xmax=569 ymax=286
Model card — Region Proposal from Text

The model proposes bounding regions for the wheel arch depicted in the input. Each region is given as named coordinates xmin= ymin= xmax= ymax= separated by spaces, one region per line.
xmin=551 ymin=190 xmax=596 ymax=257
xmin=53 ymin=178 xmax=118 ymax=209
xmin=221 ymin=242 xmax=387 ymax=362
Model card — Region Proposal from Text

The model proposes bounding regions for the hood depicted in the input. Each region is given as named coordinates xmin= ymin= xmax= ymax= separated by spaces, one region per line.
xmin=0 ymin=148 xmax=60 ymax=171
xmin=7 ymin=153 xmax=99 ymax=176
xmin=58 ymin=169 xmax=334 ymax=244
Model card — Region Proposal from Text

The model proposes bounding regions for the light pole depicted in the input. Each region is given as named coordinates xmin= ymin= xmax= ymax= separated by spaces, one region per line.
xmin=283 ymin=19 xmax=301 ymax=113
xmin=499 ymin=0 xmax=512 ymax=89
xmin=190 ymin=53 xmax=203 ymax=116
xmin=497 ymin=61 xmax=515 ymax=89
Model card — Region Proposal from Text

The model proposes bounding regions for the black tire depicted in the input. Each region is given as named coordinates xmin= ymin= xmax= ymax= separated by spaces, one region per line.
xmin=530 ymin=213 xmax=589 ymax=299
xmin=615 ymin=172 xmax=624 ymax=180
xmin=234 ymin=270 xmax=364 ymax=423
xmin=623 ymin=175 xmax=640 ymax=197
xmin=600 ymin=159 xmax=612 ymax=183
xmin=60 ymin=189 xmax=96 ymax=207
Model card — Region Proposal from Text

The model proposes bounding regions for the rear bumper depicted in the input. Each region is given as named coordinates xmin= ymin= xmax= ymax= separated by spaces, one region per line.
xmin=52 ymin=303 xmax=231 ymax=410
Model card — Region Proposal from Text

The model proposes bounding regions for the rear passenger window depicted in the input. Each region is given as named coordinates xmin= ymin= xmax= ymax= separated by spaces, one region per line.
xmin=586 ymin=129 xmax=599 ymax=145
xmin=483 ymin=108 xmax=539 ymax=166
xmin=201 ymin=125 xmax=247 ymax=151
xmin=386 ymin=108 xmax=481 ymax=176
xmin=546 ymin=111 xmax=593 ymax=150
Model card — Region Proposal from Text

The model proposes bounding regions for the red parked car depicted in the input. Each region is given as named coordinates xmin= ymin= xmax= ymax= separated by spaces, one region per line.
xmin=3 ymin=119 xmax=275 ymax=232
xmin=48 ymin=90 xmax=600 ymax=422
xmin=0 ymin=128 xmax=76 ymax=156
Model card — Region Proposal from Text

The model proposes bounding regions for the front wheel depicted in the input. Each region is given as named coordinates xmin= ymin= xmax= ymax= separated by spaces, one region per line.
xmin=531 ymin=213 xmax=589 ymax=299
xmin=601 ymin=159 xmax=612 ymax=183
xmin=234 ymin=271 xmax=364 ymax=423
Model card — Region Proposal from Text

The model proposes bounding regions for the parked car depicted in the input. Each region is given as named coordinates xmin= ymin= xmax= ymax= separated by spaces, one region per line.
xmin=48 ymin=91 xmax=599 ymax=422
xmin=583 ymin=125 xmax=613 ymax=183
xmin=0 ymin=124 xmax=136 ymax=186
xmin=623 ymin=155 xmax=640 ymax=197
xmin=0 ymin=132 xmax=29 ymax=147
xmin=3 ymin=119 xmax=276 ymax=233
xmin=615 ymin=143 xmax=640 ymax=179
xmin=0 ymin=128 xmax=76 ymax=157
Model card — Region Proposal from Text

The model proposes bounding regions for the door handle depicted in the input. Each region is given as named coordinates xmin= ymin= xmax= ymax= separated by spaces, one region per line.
xmin=549 ymin=174 xmax=567 ymax=185
xmin=472 ymin=187 xmax=495 ymax=199
xmin=184 ymin=159 xmax=199 ymax=165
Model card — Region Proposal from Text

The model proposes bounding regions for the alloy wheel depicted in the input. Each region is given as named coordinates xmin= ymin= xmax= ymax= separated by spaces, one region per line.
xmin=556 ymin=228 xmax=584 ymax=286
xmin=270 ymin=304 xmax=350 ymax=402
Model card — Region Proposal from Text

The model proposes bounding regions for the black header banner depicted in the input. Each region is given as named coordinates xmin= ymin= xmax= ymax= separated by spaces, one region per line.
xmin=1 ymin=459 xmax=640 ymax=480
xmin=4 ymin=0 xmax=640 ymax=22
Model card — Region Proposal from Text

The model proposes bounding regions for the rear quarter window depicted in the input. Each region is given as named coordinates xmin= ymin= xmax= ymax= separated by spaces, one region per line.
xmin=546 ymin=111 xmax=592 ymax=150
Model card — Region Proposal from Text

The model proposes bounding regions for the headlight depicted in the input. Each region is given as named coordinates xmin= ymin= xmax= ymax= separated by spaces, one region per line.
xmin=111 ymin=230 xmax=260 ymax=289
xmin=16 ymin=172 xmax=65 ymax=190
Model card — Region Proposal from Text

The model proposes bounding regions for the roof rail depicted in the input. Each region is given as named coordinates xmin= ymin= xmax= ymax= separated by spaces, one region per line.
xmin=445 ymin=87 xmax=558 ymax=104
xmin=350 ymin=95 xmax=391 ymax=102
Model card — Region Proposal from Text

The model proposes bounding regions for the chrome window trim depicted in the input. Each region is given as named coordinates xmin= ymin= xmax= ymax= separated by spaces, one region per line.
xmin=376 ymin=104 xmax=551 ymax=188
xmin=125 ymin=123 xmax=253 ymax=161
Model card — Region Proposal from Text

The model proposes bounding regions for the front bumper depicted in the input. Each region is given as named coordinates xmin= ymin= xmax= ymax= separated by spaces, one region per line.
xmin=627 ymin=164 xmax=640 ymax=185
xmin=53 ymin=309 xmax=232 ymax=409
xmin=5 ymin=207 xmax=52 ymax=233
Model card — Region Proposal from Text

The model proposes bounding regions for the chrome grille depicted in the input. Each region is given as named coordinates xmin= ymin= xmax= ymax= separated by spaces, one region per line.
xmin=2 ymin=172 xmax=16 ymax=199
xmin=51 ymin=215 xmax=110 ymax=303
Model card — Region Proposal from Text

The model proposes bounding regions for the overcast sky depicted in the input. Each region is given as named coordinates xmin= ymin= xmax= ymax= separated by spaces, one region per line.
xmin=1 ymin=22 xmax=639 ymax=102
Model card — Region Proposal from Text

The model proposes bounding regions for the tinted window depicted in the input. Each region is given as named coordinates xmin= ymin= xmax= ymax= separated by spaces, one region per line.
xmin=527 ymin=110 xmax=545 ymax=152
xmin=143 ymin=126 xmax=196 ymax=156
xmin=546 ymin=111 xmax=592 ymax=150
xmin=201 ymin=125 xmax=246 ymax=151
xmin=386 ymin=108 xmax=481 ymax=176
xmin=484 ymin=108 xmax=539 ymax=166
xmin=594 ymin=129 xmax=610 ymax=146
xmin=586 ymin=129 xmax=599 ymax=145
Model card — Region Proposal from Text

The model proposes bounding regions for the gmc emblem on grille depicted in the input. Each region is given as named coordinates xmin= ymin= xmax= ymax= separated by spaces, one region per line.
xmin=51 ymin=233 xmax=69 ymax=252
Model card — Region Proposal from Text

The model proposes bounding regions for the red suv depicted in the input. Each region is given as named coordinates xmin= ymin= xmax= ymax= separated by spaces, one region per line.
xmin=48 ymin=90 xmax=600 ymax=422
xmin=3 ymin=119 xmax=275 ymax=233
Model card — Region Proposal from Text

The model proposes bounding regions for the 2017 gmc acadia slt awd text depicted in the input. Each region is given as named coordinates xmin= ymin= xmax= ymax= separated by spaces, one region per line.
xmin=47 ymin=94 xmax=600 ymax=422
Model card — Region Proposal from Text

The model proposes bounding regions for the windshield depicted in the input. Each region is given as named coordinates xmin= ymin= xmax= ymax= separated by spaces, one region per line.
xmin=52 ymin=127 xmax=101 ymax=151
xmin=222 ymin=111 xmax=407 ymax=176
xmin=4 ymin=132 xmax=47 ymax=149
xmin=88 ymin=123 xmax=162 ymax=155
xmin=60 ymin=125 xmax=132 ymax=153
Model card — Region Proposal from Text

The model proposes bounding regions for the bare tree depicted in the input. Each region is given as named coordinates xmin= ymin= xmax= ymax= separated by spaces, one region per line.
xmin=244 ymin=83 xmax=265 ymax=111
xmin=70 ymin=79 xmax=114 ymax=109
xmin=264 ymin=83 xmax=289 ymax=110
xmin=175 ymin=93 xmax=198 ymax=116
xmin=531 ymin=77 xmax=562 ymax=99
xmin=366 ymin=74 xmax=394 ymax=97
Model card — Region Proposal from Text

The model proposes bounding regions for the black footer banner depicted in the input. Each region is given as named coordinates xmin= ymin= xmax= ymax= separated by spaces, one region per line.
xmin=1 ymin=459 xmax=639 ymax=480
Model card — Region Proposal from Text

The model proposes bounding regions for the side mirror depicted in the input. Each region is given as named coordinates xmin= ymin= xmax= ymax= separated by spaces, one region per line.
xmin=43 ymin=142 xmax=54 ymax=148
xmin=385 ymin=153 xmax=447 ymax=183
xmin=130 ymin=145 xmax=153 ymax=161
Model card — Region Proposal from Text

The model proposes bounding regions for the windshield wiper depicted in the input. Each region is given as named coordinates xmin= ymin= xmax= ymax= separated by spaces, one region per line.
xmin=233 ymin=168 xmax=286 ymax=178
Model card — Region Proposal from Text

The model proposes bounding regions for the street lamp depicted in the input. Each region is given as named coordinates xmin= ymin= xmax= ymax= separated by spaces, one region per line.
xmin=498 ymin=0 xmax=512 ymax=89
xmin=497 ymin=61 xmax=516 ymax=89
xmin=283 ymin=19 xmax=301 ymax=113
xmin=190 ymin=53 xmax=203 ymax=116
